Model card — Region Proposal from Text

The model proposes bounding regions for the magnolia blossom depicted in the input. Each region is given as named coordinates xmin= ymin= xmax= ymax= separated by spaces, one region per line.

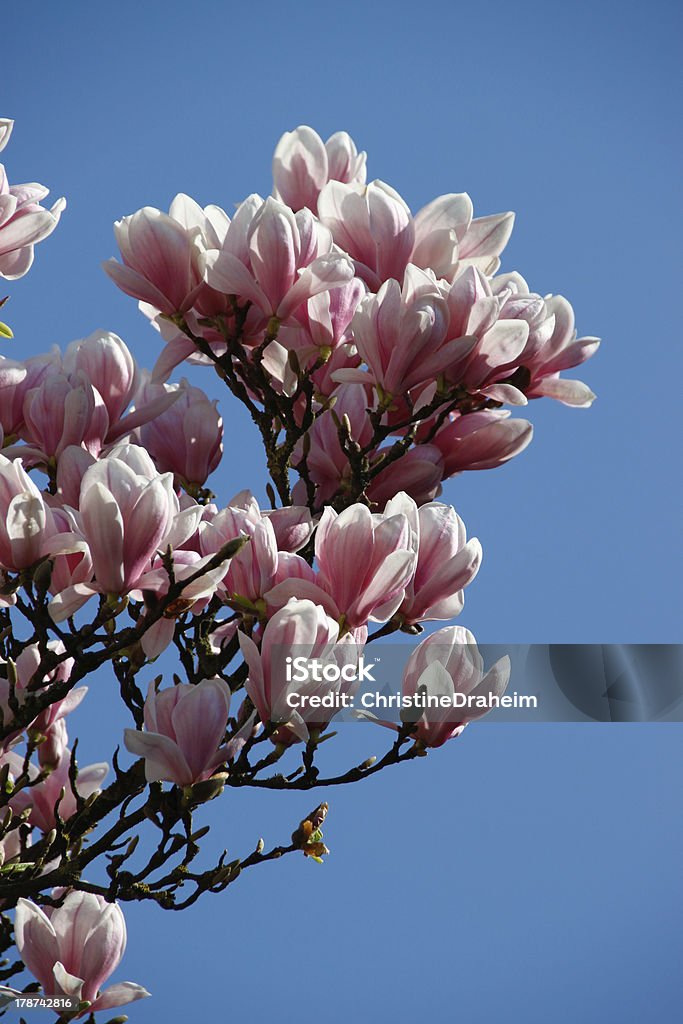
xmin=103 ymin=203 xmax=205 ymax=315
xmin=340 ymin=265 xmax=462 ymax=396
xmin=7 ymin=746 xmax=107 ymax=833
xmin=384 ymin=494 xmax=482 ymax=624
xmin=262 ymin=502 xmax=314 ymax=552
xmin=0 ymin=454 xmax=60 ymax=571
xmin=523 ymin=293 xmax=600 ymax=407
xmin=0 ymin=154 xmax=65 ymax=279
xmin=318 ymin=177 xmax=513 ymax=289
xmin=440 ymin=267 xmax=533 ymax=403
xmin=272 ymin=125 xmax=366 ymax=213
xmin=0 ymin=350 xmax=61 ymax=439
xmin=124 ymin=678 xmax=231 ymax=785
xmin=317 ymin=179 xmax=415 ymax=288
xmin=63 ymin=330 xmax=138 ymax=426
xmin=397 ymin=626 xmax=510 ymax=746
xmin=77 ymin=448 xmax=176 ymax=593
xmin=278 ymin=276 xmax=365 ymax=361
xmin=200 ymin=506 xmax=278 ymax=606
xmin=14 ymin=892 xmax=149 ymax=1014
xmin=361 ymin=626 xmax=510 ymax=747
xmin=431 ymin=409 xmax=533 ymax=476
xmin=239 ymin=598 xmax=358 ymax=743
xmin=367 ymin=444 xmax=445 ymax=508
xmin=199 ymin=494 xmax=314 ymax=609
xmin=314 ymin=502 xmax=417 ymax=628
xmin=0 ymin=640 xmax=84 ymax=757
xmin=21 ymin=370 xmax=110 ymax=461
xmin=203 ymin=196 xmax=355 ymax=324
xmin=48 ymin=446 xmax=182 ymax=620
xmin=131 ymin=547 xmax=233 ymax=660
xmin=138 ymin=377 xmax=223 ymax=486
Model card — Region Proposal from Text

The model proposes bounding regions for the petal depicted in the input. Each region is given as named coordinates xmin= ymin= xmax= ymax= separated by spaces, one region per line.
xmin=533 ymin=376 xmax=596 ymax=407
xmin=14 ymin=899 xmax=58 ymax=991
xmin=123 ymin=729 xmax=193 ymax=785
xmin=459 ymin=211 xmax=514 ymax=259
xmin=201 ymin=248 xmax=270 ymax=312
xmin=276 ymin=253 xmax=354 ymax=321
xmin=89 ymin=981 xmax=151 ymax=1012
xmin=52 ymin=962 xmax=84 ymax=1000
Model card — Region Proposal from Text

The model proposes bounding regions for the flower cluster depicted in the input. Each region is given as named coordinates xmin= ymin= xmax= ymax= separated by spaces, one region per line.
xmin=102 ymin=124 xmax=599 ymax=511
xmin=0 ymin=120 xmax=598 ymax=1014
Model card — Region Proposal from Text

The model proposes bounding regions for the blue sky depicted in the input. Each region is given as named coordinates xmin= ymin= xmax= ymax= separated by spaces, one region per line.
xmin=3 ymin=1 xmax=682 ymax=1021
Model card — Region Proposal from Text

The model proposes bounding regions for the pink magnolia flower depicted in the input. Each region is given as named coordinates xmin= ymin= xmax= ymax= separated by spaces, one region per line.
xmin=48 ymin=448 xmax=178 ymax=620
xmin=317 ymin=179 xmax=415 ymax=288
xmin=410 ymin=192 xmax=475 ymax=280
xmin=103 ymin=203 xmax=205 ymax=315
xmin=522 ymin=293 xmax=600 ymax=407
xmin=384 ymin=494 xmax=482 ymax=624
xmin=63 ymin=330 xmax=138 ymax=427
xmin=431 ymin=409 xmax=533 ymax=476
xmin=262 ymin=503 xmax=314 ymax=552
xmin=314 ymin=502 xmax=417 ymax=628
xmin=124 ymin=678 xmax=231 ymax=785
xmin=0 ymin=350 xmax=61 ymax=439
xmin=7 ymin=746 xmax=108 ymax=833
xmin=131 ymin=547 xmax=231 ymax=660
xmin=272 ymin=125 xmax=366 ymax=213
xmin=80 ymin=448 xmax=177 ymax=593
xmin=165 ymin=192 xmax=230 ymax=251
xmin=21 ymin=370 xmax=109 ymax=461
xmin=203 ymin=196 xmax=355 ymax=324
xmin=138 ymin=378 xmax=223 ymax=487
xmin=0 ymin=640 xmax=85 ymax=758
xmin=200 ymin=506 xmax=277 ymax=606
xmin=278 ymin=277 xmax=366 ymax=361
xmin=0 ymin=454 xmax=57 ymax=571
xmin=239 ymin=598 xmax=354 ymax=743
xmin=489 ymin=271 xmax=558 ymax=372
xmin=398 ymin=626 xmax=511 ymax=746
xmin=413 ymin=193 xmax=515 ymax=280
xmin=340 ymin=265 xmax=462 ymax=396
xmin=363 ymin=627 xmax=510 ymax=747
xmin=366 ymin=444 xmax=444 ymax=508
xmin=196 ymin=494 xmax=317 ymax=629
xmin=441 ymin=266 xmax=531 ymax=403
xmin=216 ymin=489 xmax=314 ymax=552
xmin=14 ymin=892 xmax=149 ymax=1015
xmin=0 ymin=160 xmax=65 ymax=280
xmin=318 ymin=178 xmax=513 ymax=288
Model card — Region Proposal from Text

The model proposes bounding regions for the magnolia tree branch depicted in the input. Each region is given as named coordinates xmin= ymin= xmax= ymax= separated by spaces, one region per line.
xmin=0 ymin=118 xmax=598 ymax=1016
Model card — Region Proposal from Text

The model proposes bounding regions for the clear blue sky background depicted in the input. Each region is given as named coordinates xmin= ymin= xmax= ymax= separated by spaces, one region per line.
xmin=4 ymin=1 xmax=682 ymax=1021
